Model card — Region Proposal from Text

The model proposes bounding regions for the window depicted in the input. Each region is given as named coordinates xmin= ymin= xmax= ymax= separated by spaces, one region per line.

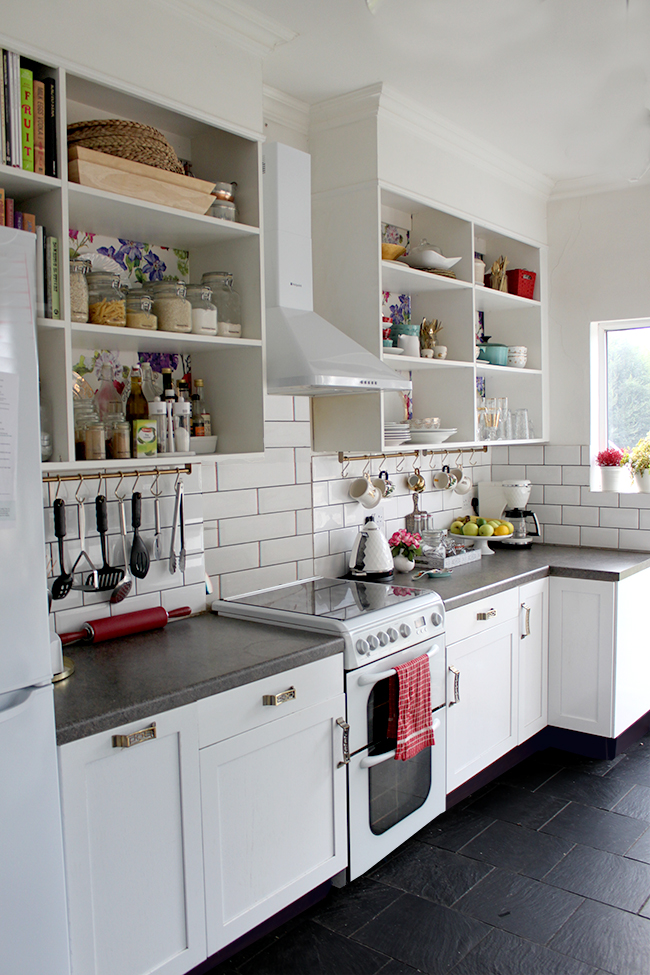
xmin=591 ymin=317 xmax=650 ymax=488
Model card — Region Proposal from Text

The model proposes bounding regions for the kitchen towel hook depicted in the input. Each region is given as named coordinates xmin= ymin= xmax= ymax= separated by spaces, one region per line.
xmin=75 ymin=474 xmax=89 ymax=503
xmin=151 ymin=469 xmax=163 ymax=497
xmin=54 ymin=476 xmax=62 ymax=500
xmin=114 ymin=472 xmax=126 ymax=501
xmin=362 ymin=459 xmax=371 ymax=477
xmin=396 ymin=455 xmax=405 ymax=472
xmin=455 ymin=451 xmax=463 ymax=468
xmin=469 ymin=449 xmax=478 ymax=467
xmin=341 ymin=458 xmax=350 ymax=478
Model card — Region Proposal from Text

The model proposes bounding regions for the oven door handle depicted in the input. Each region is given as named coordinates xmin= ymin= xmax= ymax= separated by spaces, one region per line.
xmin=357 ymin=643 xmax=442 ymax=687
xmin=359 ymin=717 xmax=442 ymax=768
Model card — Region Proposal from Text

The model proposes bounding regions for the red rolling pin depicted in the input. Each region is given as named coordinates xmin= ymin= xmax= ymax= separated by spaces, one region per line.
xmin=59 ymin=606 xmax=192 ymax=646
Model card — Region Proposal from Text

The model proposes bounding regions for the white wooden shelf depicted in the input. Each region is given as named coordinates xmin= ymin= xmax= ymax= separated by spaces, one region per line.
xmin=383 ymin=353 xmax=475 ymax=370
xmin=0 ymin=164 xmax=62 ymax=200
xmin=381 ymin=260 xmax=472 ymax=294
xmin=475 ymin=284 xmax=541 ymax=313
xmin=69 ymin=321 xmax=262 ymax=354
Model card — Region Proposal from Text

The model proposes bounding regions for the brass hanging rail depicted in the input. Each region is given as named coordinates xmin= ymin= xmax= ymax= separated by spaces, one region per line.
xmin=42 ymin=464 xmax=192 ymax=484
xmin=337 ymin=446 xmax=488 ymax=465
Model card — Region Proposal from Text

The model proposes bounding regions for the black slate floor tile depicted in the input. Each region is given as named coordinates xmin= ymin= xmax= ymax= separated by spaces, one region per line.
xmin=416 ymin=806 xmax=494 ymax=852
xmin=459 ymin=819 xmax=573 ymax=880
xmin=536 ymin=767 xmax=635 ymax=810
xmin=548 ymin=899 xmax=650 ymax=975
xmin=455 ymin=867 xmax=583 ymax=944
xmin=237 ymin=919 xmax=390 ymax=975
xmin=353 ymin=893 xmax=490 ymax=975
xmin=641 ymin=897 xmax=650 ymax=920
xmin=309 ymin=876 xmax=402 ymax=938
xmin=544 ymin=843 xmax=650 ymax=913
xmin=448 ymin=927 xmax=599 ymax=975
xmin=540 ymin=800 xmax=648 ymax=854
xmin=612 ymin=784 xmax=650 ymax=822
xmin=369 ymin=840 xmax=493 ymax=907
xmin=376 ymin=960 xmax=425 ymax=975
xmin=464 ymin=783 xmax=569 ymax=829
xmin=626 ymin=829 xmax=650 ymax=865
xmin=499 ymin=754 xmax=564 ymax=791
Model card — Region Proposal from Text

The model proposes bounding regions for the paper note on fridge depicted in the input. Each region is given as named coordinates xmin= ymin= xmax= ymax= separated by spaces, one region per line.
xmin=0 ymin=372 xmax=18 ymax=525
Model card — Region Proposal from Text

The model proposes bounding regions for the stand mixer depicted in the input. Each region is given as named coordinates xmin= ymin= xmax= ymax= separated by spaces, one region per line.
xmin=499 ymin=480 xmax=540 ymax=547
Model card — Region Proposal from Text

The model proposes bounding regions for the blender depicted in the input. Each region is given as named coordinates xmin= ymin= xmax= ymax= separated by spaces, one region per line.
xmin=498 ymin=480 xmax=540 ymax=547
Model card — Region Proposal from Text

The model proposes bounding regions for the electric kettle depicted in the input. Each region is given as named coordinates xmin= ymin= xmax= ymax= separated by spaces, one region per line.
xmin=349 ymin=517 xmax=394 ymax=579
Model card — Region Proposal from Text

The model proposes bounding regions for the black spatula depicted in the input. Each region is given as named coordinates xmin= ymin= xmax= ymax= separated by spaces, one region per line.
xmin=51 ymin=499 xmax=74 ymax=600
xmin=86 ymin=494 xmax=124 ymax=591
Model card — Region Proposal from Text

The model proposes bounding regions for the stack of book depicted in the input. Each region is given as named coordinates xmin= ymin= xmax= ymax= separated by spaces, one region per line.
xmin=1 ymin=48 xmax=57 ymax=176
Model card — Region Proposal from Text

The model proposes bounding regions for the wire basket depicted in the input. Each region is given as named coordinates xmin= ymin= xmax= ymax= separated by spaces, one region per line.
xmin=506 ymin=268 xmax=536 ymax=300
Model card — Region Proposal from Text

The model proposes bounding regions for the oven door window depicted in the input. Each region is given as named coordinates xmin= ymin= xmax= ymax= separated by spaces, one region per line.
xmin=367 ymin=677 xmax=431 ymax=835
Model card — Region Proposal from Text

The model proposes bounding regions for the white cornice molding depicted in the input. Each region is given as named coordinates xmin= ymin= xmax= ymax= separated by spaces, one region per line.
xmin=151 ymin=0 xmax=297 ymax=57
xmin=311 ymin=83 xmax=553 ymax=201
xmin=263 ymin=86 xmax=310 ymax=137
xmin=550 ymin=171 xmax=650 ymax=200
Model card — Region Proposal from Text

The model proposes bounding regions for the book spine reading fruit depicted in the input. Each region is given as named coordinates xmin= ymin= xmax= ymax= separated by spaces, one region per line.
xmin=33 ymin=79 xmax=45 ymax=174
xmin=45 ymin=235 xmax=60 ymax=319
xmin=20 ymin=63 xmax=33 ymax=172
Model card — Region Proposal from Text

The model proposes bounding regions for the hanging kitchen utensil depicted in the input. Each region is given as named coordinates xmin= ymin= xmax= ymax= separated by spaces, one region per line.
xmin=129 ymin=492 xmax=150 ymax=579
xmin=59 ymin=605 xmax=192 ymax=646
xmin=178 ymin=486 xmax=186 ymax=573
xmin=110 ymin=496 xmax=134 ymax=603
xmin=89 ymin=494 xmax=124 ymax=590
xmin=51 ymin=498 xmax=74 ymax=600
xmin=151 ymin=474 xmax=163 ymax=560
xmin=71 ymin=491 xmax=99 ymax=591
xmin=169 ymin=478 xmax=183 ymax=574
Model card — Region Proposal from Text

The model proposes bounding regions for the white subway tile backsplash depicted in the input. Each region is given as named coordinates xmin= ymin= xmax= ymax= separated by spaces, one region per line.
xmin=528 ymin=484 xmax=544 ymax=505
xmin=200 ymin=460 xmax=217 ymax=494
xmin=312 ymin=454 xmax=342 ymax=481
xmin=544 ymin=524 xmax=580 ymax=545
xmin=298 ymin=559 xmax=316 ymax=579
xmin=489 ymin=446 xmax=509 ymax=464
xmin=640 ymin=510 xmax=650 ymax=530
xmin=620 ymin=492 xmax=650 ymax=508
xmin=294 ymin=398 xmax=310 ymax=422
xmin=219 ymin=511 xmax=296 ymax=546
xmin=205 ymin=542 xmax=259 ymax=577
xmin=295 ymin=447 xmax=312 ymax=484
xmin=509 ymin=445 xmax=544 ymax=465
xmin=264 ymin=394 xmax=295 ymax=421
xmin=544 ymin=485 xmax=581 ymax=505
xmin=599 ymin=507 xmax=639 ymax=530
xmin=562 ymin=506 xmax=599 ymax=527
xmin=329 ymin=526 xmax=360 ymax=555
xmin=296 ymin=509 xmax=313 ymax=536
xmin=162 ymin=583 xmax=207 ymax=616
xmin=258 ymin=483 xmax=312 ymax=514
xmin=561 ymin=466 xmax=590 ymax=486
xmin=314 ymin=554 xmax=347 ymax=578
xmin=264 ymin=420 xmax=311 ymax=448
xmin=492 ymin=465 xmax=527 ymax=480
xmin=581 ymin=446 xmax=592 ymax=465
xmin=313 ymin=532 xmax=329 ymax=559
xmin=580 ymin=527 xmax=620 ymax=549
xmin=527 ymin=465 xmax=562 ymax=485
xmin=217 ymin=449 xmax=296 ymax=491
xmin=619 ymin=529 xmax=650 ymax=552
xmin=580 ymin=486 xmax=619 ymax=507
xmin=313 ymin=505 xmax=344 ymax=533
xmin=260 ymin=533 xmax=313 ymax=565
xmin=544 ymin=445 xmax=582 ymax=466
xmin=532 ymin=504 xmax=562 ymax=525
xmin=203 ymin=488 xmax=258 ymax=521
xmin=312 ymin=481 xmax=329 ymax=507
xmin=220 ymin=563 xmax=297 ymax=599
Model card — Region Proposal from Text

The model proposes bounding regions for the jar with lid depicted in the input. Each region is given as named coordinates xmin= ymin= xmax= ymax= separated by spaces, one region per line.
xmin=201 ymin=272 xmax=241 ymax=337
xmin=126 ymin=290 xmax=157 ymax=330
xmin=85 ymin=421 xmax=106 ymax=461
xmin=150 ymin=281 xmax=192 ymax=333
xmin=148 ymin=398 xmax=168 ymax=453
xmin=110 ymin=418 xmax=131 ymax=460
xmin=173 ymin=400 xmax=191 ymax=452
xmin=87 ymin=271 xmax=126 ymax=327
xmin=208 ymin=199 xmax=238 ymax=222
xmin=69 ymin=258 xmax=91 ymax=323
xmin=185 ymin=284 xmax=217 ymax=335
xmin=74 ymin=402 xmax=99 ymax=460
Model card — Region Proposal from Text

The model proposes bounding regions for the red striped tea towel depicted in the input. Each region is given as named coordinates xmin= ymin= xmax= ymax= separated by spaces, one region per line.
xmin=387 ymin=653 xmax=435 ymax=760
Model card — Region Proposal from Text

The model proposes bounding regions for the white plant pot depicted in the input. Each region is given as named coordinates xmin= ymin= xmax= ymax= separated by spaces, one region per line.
xmin=393 ymin=554 xmax=415 ymax=573
xmin=635 ymin=470 xmax=650 ymax=493
xmin=599 ymin=466 xmax=624 ymax=492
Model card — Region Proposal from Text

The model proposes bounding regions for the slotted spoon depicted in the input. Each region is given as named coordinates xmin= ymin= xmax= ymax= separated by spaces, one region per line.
xmin=129 ymin=492 xmax=150 ymax=579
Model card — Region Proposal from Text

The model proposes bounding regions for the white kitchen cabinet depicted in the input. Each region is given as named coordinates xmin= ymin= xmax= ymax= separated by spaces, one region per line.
xmin=57 ymin=703 xmax=206 ymax=975
xmin=199 ymin=656 xmax=347 ymax=956
xmin=549 ymin=570 xmax=650 ymax=739
xmin=4 ymin=46 xmax=265 ymax=470
xmin=518 ymin=577 xmax=548 ymax=744
xmin=446 ymin=597 xmax=519 ymax=794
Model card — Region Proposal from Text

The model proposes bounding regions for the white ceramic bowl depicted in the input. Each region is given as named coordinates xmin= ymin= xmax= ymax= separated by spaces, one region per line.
xmin=189 ymin=435 xmax=218 ymax=454
xmin=410 ymin=417 xmax=441 ymax=430
xmin=409 ymin=428 xmax=457 ymax=444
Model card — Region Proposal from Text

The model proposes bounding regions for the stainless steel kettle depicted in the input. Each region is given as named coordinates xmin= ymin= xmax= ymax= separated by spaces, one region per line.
xmin=349 ymin=517 xmax=393 ymax=578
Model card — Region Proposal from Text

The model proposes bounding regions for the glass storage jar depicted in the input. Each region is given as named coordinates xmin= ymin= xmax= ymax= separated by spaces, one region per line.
xmin=69 ymin=258 xmax=91 ymax=323
xmin=186 ymin=284 xmax=217 ymax=335
xmin=150 ymin=281 xmax=192 ymax=333
xmin=201 ymin=272 xmax=241 ymax=337
xmin=87 ymin=271 xmax=126 ymax=326
xmin=208 ymin=199 xmax=238 ymax=222
xmin=84 ymin=421 xmax=106 ymax=461
xmin=74 ymin=402 xmax=99 ymax=461
xmin=126 ymin=290 xmax=157 ymax=330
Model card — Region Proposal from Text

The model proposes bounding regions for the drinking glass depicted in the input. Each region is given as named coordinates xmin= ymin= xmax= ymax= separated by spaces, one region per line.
xmin=484 ymin=397 xmax=501 ymax=441
xmin=496 ymin=397 xmax=509 ymax=440
xmin=512 ymin=409 xmax=530 ymax=440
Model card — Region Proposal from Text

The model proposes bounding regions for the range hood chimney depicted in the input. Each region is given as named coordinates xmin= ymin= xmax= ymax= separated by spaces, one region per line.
xmin=263 ymin=143 xmax=411 ymax=396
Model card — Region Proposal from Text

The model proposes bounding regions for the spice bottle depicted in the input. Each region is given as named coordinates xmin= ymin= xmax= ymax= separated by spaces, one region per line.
xmin=150 ymin=281 xmax=192 ymax=333
xmin=126 ymin=365 xmax=149 ymax=456
xmin=201 ymin=272 xmax=241 ymax=337
xmin=87 ymin=271 xmax=126 ymax=326
xmin=69 ymin=258 xmax=91 ymax=323
xmin=186 ymin=284 xmax=217 ymax=336
xmin=191 ymin=379 xmax=210 ymax=436
xmin=173 ymin=400 xmax=191 ymax=452
xmin=148 ymin=397 xmax=168 ymax=454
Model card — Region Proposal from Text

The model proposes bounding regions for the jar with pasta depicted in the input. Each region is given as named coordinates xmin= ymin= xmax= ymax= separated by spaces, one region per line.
xmin=126 ymin=290 xmax=157 ymax=330
xmin=87 ymin=271 xmax=126 ymax=327
xmin=150 ymin=281 xmax=192 ymax=333
xmin=69 ymin=258 xmax=91 ymax=323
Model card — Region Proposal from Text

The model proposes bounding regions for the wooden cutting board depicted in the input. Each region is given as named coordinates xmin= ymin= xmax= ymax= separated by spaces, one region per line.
xmin=68 ymin=145 xmax=216 ymax=214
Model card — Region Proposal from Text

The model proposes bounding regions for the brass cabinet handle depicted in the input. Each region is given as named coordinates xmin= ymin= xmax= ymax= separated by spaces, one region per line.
xmin=477 ymin=608 xmax=497 ymax=620
xmin=449 ymin=665 xmax=461 ymax=705
xmin=112 ymin=723 xmax=156 ymax=748
xmin=521 ymin=602 xmax=531 ymax=638
xmin=262 ymin=686 xmax=296 ymax=706
xmin=336 ymin=717 xmax=350 ymax=767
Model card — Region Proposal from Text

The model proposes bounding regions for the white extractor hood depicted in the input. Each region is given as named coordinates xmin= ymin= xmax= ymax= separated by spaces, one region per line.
xmin=263 ymin=143 xmax=411 ymax=396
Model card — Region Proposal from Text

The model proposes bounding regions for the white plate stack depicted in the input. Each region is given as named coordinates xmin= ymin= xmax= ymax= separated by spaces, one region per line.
xmin=384 ymin=422 xmax=411 ymax=445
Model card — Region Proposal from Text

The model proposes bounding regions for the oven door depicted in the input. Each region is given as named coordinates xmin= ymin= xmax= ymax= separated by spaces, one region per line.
xmin=345 ymin=638 xmax=446 ymax=881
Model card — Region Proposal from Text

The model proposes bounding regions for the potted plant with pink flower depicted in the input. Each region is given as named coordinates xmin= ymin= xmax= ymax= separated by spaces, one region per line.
xmin=596 ymin=447 xmax=625 ymax=492
xmin=389 ymin=529 xmax=422 ymax=573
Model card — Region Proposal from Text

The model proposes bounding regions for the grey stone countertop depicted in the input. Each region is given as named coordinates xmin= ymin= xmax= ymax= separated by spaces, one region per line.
xmin=393 ymin=543 xmax=650 ymax=610
xmin=53 ymin=613 xmax=344 ymax=745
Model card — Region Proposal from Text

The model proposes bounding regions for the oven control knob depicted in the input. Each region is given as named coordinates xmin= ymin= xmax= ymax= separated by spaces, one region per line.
xmin=356 ymin=638 xmax=369 ymax=655
xmin=399 ymin=623 xmax=411 ymax=639
xmin=377 ymin=631 xmax=389 ymax=646
xmin=367 ymin=634 xmax=379 ymax=650
xmin=387 ymin=627 xmax=399 ymax=643
xmin=431 ymin=612 xmax=443 ymax=628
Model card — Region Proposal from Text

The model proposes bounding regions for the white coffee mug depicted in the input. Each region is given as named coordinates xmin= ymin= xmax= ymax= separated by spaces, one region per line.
xmin=434 ymin=346 xmax=448 ymax=359
xmin=454 ymin=475 xmax=473 ymax=495
xmin=398 ymin=334 xmax=420 ymax=357
xmin=433 ymin=468 xmax=457 ymax=490
xmin=349 ymin=475 xmax=380 ymax=508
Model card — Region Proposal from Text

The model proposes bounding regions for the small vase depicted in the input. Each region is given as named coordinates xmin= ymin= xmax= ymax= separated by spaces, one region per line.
xmin=635 ymin=470 xmax=650 ymax=493
xmin=599 ymin=466 xmax=623 ymax=492
xmin=393 ymin=554 xmax=415 ymax=573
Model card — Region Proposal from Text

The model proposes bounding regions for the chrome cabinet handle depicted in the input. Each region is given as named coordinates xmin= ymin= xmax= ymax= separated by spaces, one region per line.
xmin=112 ymin=723 xmax=156 ymax=748
xmin=449 ymin=665 xmax=461 ymax=705
xmin=262 ymin=686 xmax=296 ymax=706
xmin=336 ymin=717 xmax=350 ymax=767
xmin=476 ymin=608 xmax=497 ymax=620
xmin=521 ymin=602 xmax=531 ymax=638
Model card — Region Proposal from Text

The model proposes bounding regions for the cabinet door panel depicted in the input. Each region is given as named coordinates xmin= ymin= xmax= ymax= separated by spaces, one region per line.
xmin=58 ymin=704 xmax=205 ymax=975
xmin=201 ymin=694 xmax=347 ymax=955
xmin=447 ymin=619 xmax=518 ymax=793
xmin=519 ymin=578 xmax=548 ymax=743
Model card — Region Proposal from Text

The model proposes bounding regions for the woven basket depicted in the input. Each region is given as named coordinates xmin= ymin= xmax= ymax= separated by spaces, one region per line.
xmin=67 ymin=119 xmax=186 ymax=174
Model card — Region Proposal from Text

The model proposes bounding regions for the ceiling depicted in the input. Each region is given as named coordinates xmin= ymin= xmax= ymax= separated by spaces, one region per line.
xmin=237 ymin=0 xmax=650 ymax=192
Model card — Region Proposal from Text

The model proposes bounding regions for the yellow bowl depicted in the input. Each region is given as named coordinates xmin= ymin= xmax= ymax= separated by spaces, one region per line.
xmin=382 ymin=243 xmax=406 ymax=261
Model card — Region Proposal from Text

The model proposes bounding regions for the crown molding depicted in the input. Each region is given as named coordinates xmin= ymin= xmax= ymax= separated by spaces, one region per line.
xmin=311 ymin=83 xmax=553 ymax=201
xmin=550 ymin=170 xmax=650 ymax=200
xmin=151 ymin=0 xmax=297 ymax=57
xmin=263 ymin=86 xmax=310 ymax=137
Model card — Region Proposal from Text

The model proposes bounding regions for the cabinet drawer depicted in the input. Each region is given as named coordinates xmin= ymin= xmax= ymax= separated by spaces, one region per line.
xmin=198 ymin=654 xmax=343 ymax=747
xmin=446 ymin=588 xmax=519 ymax=646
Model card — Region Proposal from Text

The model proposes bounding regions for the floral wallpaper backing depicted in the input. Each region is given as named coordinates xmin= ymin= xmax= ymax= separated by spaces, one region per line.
xmin=69 ymin=230 xmax=190 ymax=286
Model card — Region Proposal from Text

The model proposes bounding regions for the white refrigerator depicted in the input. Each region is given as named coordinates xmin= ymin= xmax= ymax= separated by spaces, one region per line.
xmin=0 ymin=226 xmax=70 ymax=974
